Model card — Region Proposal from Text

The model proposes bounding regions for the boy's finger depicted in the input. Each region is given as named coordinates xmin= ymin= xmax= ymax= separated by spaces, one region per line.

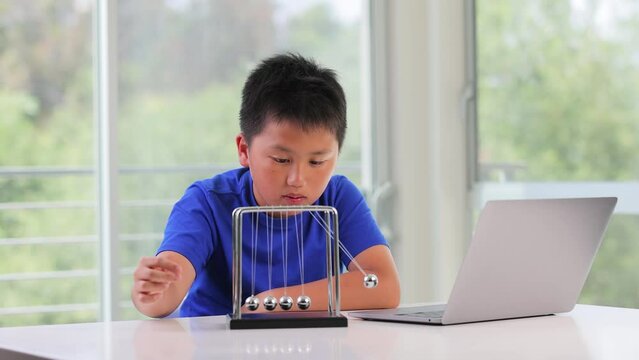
xmin=135 ymin=279 xmax=170 ymax=294
xmin=149 ymin=267 xmax=179 ymax=282
xmin=136 ymin=267 xmax=178 ymax=283
xmin=137 ymin=292 xmax=162 ymax=304
xmin=140 ymin=256 xmax=182 ymax=277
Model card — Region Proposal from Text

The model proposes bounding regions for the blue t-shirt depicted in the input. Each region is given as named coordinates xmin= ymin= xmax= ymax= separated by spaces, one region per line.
xmin=157 ymin=167 xmax=388 ymax=317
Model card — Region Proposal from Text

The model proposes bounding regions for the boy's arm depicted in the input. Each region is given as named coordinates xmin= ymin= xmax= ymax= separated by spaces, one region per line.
xmin=254 ymin=244 xmax=400 ymax=311
xmin=131 ymin=251 xmax=196 ymax=318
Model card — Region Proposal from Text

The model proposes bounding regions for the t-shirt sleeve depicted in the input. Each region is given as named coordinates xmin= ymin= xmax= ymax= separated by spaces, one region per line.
xmin=334 ymin=177 xmax=389 ymax=267
xmin=156 ymin=184 xmax=216 ymax=273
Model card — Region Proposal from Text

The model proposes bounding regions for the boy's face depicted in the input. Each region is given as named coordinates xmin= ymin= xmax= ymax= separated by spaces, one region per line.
xmin=236 ymin=116 xmax=339 ymax=209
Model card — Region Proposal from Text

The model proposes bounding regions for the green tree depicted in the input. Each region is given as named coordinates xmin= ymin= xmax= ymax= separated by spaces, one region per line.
xmin=1 ymin=0 xmax=366 ymax=326
xmin=477 ymin=0 xmax=639 ymax=307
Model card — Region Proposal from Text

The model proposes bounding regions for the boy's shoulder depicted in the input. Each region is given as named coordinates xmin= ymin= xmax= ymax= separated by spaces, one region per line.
xmin=326 ymin=173 xmax=349 ymax=188
xmin=192 ymin=167 xmax=251 ymax=196
xmin=321 ymin=174 xmax=362 ymax=202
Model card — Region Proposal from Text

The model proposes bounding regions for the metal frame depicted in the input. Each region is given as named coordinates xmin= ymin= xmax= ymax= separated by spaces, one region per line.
xmin=229 ymin=205 xmax=345 ymax=328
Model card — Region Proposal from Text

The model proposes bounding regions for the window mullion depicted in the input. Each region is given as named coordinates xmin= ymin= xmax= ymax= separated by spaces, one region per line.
xmin=95 ymin=0 xmax=120 ymax=322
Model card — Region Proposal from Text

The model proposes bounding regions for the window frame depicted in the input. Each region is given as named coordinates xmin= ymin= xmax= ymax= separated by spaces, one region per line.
xmin=469 ymin=0 xmax=639 ymax=309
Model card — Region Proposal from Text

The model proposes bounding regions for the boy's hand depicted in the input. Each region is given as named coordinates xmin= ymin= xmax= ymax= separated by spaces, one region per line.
xmin=133 ymin=256 xmax=182 ymax=304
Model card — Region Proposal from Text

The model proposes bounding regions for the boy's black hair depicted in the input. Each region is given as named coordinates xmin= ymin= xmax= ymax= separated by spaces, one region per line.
xmin=239 ymin=53 xmax=347 ymax=149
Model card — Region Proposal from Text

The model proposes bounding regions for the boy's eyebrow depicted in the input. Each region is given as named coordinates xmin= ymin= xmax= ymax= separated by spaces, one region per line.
xmin=271 ymin=144 xmax=333 ymax=156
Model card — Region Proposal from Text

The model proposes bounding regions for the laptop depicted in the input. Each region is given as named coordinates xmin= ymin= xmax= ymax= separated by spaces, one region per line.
xmin=349 ymin=197 xmax=617 ymax=325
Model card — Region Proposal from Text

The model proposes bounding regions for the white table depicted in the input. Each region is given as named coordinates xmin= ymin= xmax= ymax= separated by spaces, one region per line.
xmin=0 ymin=304 xmax=637 ymax=359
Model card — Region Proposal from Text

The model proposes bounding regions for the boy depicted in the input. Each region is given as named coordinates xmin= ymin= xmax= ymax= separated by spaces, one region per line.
xmin=132 ymin=53 xmax=400 ymax=318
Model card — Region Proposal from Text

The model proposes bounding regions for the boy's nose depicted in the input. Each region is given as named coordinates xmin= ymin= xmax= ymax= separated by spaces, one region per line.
xmin=287 ymin=165 xmax=306 ymax=187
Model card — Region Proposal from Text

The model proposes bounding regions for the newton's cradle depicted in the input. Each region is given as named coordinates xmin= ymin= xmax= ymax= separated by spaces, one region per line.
xmin=227 ymin=205 xmax=378 ymax=330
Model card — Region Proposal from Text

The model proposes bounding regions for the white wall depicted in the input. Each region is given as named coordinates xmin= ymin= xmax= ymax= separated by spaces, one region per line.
xmin=381 ymin=0 xmax=471 ymax=304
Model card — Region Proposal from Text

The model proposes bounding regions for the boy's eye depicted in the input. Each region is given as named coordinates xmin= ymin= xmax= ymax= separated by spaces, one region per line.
xmin=272 ymin=157 xmax=290 ymax=164
xmin=310 ymin=160 xmax=325 ymax=166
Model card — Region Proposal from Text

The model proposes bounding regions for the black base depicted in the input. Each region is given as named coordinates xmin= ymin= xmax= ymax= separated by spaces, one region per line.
xmin=228 ymin=311 xmax=348 ymax=330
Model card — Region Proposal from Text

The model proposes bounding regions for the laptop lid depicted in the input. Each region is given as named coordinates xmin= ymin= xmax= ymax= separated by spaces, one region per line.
xmin=350 ymin=197 xmax=617 ymax=325
xmin=442 ymin=197 xmax=616 ymax=324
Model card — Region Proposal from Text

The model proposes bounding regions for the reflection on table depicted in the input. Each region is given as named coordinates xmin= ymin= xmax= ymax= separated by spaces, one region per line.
xmin=0 ymin=304 xmax=637 ymax=359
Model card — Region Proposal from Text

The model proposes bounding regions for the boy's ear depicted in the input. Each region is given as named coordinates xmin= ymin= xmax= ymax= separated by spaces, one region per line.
xmin=236 ymin=134 xmax=250 ymax=167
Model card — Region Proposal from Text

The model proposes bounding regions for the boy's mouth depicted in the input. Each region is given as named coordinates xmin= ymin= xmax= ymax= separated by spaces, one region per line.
xmin=282 ymin=194 xmax=306 ymax=204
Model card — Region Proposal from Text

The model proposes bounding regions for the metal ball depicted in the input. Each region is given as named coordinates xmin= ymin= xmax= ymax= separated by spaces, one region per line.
xmin=245 ymin=295 xmax=260 ymax=311
xmin=263 ymin=296 xmax=278 ymax=311
xmin=364 ymin=273 xmax=379 ymax=288
xmin=296 ymin=295 xmax=311 ymax=310
xmin=279 ymin=295 xmax=293 ymax=310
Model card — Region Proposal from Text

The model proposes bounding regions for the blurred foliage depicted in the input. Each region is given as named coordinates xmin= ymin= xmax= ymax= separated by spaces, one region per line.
xmin=0 ymin=0 xmax=364 ymax=326
xmin=477 ymin=0 xmax=639 ymax=307
xmin=2 ymin=0 xmax=636 ymax=328
xmin=581 ymin=215 xmax=639 ymax=308
xmin=478 ymin=1 xmax=639 ymax=182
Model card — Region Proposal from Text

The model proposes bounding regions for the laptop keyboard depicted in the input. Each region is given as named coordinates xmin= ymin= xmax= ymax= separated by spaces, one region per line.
xmin=397 ymin=310 xmax=444 ymax=318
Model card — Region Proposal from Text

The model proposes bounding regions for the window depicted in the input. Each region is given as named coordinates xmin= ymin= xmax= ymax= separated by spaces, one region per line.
xmin=0 ymin=0 xmax=96 ymax=326
xmin=0 ymin=0 xmax=368 ymax=326
xmin=475 ymin=0 xmax=639 ymax=307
